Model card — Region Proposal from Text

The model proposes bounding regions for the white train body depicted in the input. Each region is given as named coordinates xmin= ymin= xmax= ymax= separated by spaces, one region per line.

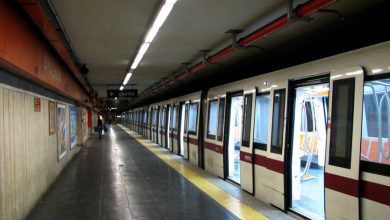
xmin=123 ymin=41 xmax=390 ymax=220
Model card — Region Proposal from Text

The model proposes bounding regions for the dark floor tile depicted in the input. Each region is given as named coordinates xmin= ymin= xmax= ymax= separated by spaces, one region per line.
xmin=27 ymin=125 xmax=240 ymax=220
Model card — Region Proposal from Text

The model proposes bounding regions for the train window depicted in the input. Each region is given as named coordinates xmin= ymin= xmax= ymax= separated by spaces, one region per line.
xmin=253 ymin=92 xmax=270 ymax=150
xmin=207 ymin=100 xmax=218 ymax=139
xmin=172 ymin=106 xmax=177 ymax=130
xmin=188 ymin=103 xmax=198 ymax=135
xmin=217 ymin=98 xmax=225 ymax=141
xmin=271 ymin=89 xmax=286 ymax=154
xmin=161 ymin=108 xmax=165 ymax=128
xmin=184 ymin=104 xmax=188 ymax=133
xmin=329 ymin=78 xmax=355 ymax=168
xmin=242 ymin=94 xmax=253 ymax=147
xmin=361 ymin=79 xmax=390 ymax=175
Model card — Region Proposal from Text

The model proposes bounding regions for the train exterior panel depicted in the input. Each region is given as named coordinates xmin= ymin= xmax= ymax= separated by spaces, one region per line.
xmin=123 ymin=41 xmax=390 ymax=220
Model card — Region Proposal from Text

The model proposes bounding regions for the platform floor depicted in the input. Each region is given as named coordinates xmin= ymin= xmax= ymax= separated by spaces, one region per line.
xmin=27 ymin=125 xmax=295 ymax=220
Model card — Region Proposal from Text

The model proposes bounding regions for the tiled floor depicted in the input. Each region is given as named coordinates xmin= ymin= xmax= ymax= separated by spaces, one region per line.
xmin=27 ymin=125 xmax=296 ymax=220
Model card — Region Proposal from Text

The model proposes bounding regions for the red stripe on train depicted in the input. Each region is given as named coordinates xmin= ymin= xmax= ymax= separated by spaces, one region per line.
xmin=254 ymin=154 xmax=284 ymax=174
xmin=240 ymin=151 xmax=252 ymax=163
xmin=361 ymin=180 xmax=390 ymax=206
xmin=204 ymin=142 xmax=224 ymax=154
xmin=324 ymin=172 xmax=359 ymax=197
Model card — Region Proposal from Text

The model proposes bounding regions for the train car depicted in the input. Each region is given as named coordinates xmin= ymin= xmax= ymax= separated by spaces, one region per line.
xmin=122 ymin=40 xmax=390 ymax=220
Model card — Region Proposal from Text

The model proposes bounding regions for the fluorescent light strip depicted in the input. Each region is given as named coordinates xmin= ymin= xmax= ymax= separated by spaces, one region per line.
xmin=123 ymin=72 xmax=132 ymax=85
xmin=121 ymin=0 xmax=177 ymax=89
xmin=120 ymin=85 xmax=124 ymax=90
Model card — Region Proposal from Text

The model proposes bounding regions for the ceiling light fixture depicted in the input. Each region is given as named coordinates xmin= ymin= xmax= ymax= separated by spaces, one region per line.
xmin=119 ymin=85 xmax=124 ymax=90
xmin=123 ymin=72 xmax=132 ymax=85
xmin=119 ymin=0 xmax=177 ymax=89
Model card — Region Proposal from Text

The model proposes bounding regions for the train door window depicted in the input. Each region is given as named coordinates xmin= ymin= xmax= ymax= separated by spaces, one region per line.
xmin=242 ymin=94 xmax=253 ymax=147
xmin=253 ymin=92 xmax=270 ymax=150
xmin=217 ymin=98 xmax=225 ymax=141
xmin=227 ymin=96 xmax=243 ymax=183
xmin=207 ymin=100 xmax=218 ymax=139
xmin=271 ymin=89 xmax=286 ymax=154
xmin=290 ymin=83 xmax=329 ymax=220
xmin=361 ymin=79 xmax=390 ymax=176
xmin=329 ymin=78 xmax=355 ymax=168
xmin=188 ymin=103 xmax=198 ymax=135
xmin=172 ymin=106 xmax=177 ymax=131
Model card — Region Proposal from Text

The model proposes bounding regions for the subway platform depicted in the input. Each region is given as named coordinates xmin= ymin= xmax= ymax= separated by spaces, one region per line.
xmin=27 ymin=125 xmax=295 ymax=220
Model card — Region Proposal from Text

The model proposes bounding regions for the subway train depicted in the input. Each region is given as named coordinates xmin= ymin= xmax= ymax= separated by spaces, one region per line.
xmin=121 ymin=41 xmax=390 ymax=220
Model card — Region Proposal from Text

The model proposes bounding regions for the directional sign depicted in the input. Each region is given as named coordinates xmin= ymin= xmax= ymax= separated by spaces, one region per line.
xmin=107 ymin=89 xmax=138 ymax=98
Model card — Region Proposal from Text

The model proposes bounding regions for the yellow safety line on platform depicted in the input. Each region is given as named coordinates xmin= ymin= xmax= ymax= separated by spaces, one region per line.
xmin=118 ymin=125 xmax=268 ymax=220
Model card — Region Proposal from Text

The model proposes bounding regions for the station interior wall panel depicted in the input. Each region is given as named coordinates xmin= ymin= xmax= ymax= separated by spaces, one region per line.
xmin=0 ymin=84 xmax=85 ymax=220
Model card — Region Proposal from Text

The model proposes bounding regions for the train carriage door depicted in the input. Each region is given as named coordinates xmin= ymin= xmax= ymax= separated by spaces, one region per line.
xmin=325 ymin=66 xmax=364 ymax=220
xmin=240 ymin=90 xmax=255 ymax=193
xmin=288 ymin=76 xmax=329 ymax=220
xmin=224 ymin=91 xmax=243 ymax=183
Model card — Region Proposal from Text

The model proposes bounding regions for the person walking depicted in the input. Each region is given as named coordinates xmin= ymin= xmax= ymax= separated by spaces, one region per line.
xmin=98 ymin=115 xmax=103 ymax=139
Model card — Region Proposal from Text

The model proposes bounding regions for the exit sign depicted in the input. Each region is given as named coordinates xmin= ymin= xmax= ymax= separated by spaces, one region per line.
xmin=107 ymin=89 xmax=138 ymax=98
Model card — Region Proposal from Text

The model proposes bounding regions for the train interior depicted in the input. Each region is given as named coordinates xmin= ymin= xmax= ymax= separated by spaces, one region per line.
xmin=291 ymin=83 xmax=329 ymax=220
xmin=167 ymin=107 xmax=171 ymax=150
xmin=158 ymin=109 xmax=162 ymax=145
xmin=180 ymin=104 xmax=186 ymax=157
xmin=227 ymin=96 xmax=243 ymax=183
xmin=362 ymin=79 xmax=390 ymax=165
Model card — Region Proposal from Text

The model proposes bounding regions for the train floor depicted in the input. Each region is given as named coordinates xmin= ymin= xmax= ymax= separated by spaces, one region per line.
xmin=27 ymin=124 xmax=295 ymax=220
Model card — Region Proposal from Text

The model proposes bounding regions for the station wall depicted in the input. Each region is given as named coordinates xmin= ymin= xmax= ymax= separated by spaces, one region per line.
xmin=0 ymin=83 xmax=88 ymax=220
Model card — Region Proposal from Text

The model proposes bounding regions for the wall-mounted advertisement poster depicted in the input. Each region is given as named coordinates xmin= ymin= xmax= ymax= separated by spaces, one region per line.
xmin=82 ymin=108 xmax=88 ymax=136
xmin=57 ymin=103 xmax=68 ymax=161
xmin=70 ymin=106 xmax=77 ymax=149
xmin=49 ymin=101 xmax=56 ymax=135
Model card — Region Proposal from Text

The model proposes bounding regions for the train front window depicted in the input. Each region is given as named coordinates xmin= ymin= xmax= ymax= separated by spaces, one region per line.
xmin=361 ymin=79 xmax=390 ymax=169
xmin=253 ymin=93 xmax=270 ymax=150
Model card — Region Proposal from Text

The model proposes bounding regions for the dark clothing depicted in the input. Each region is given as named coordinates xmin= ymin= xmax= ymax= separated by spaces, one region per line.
xmin=98 ymin=118 xmax=103 ymax=139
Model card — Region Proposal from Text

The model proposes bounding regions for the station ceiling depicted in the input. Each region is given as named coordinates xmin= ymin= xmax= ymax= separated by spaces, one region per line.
xmin=48 ymin=0 xmax=390 ymax=111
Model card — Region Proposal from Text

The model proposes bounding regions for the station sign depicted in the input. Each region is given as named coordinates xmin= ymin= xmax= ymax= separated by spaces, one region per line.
xmin=107 ymin=89 xmax=138 ymax=98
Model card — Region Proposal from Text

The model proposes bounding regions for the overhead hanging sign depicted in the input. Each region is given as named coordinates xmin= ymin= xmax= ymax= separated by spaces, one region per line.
xmin=107 ymin=89 xmax=138 ymax=98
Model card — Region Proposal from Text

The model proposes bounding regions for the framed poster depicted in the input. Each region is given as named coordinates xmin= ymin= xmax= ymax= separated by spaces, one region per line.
xmin=82 ymin=108 xmax=88 ymax=136
xmin=69 ymin=106 xmax=77 ymax=149
xmin=49 ymin=101 xmax=56 ymax=135
xmin=57 ymin=103 xmax=67 ymax=161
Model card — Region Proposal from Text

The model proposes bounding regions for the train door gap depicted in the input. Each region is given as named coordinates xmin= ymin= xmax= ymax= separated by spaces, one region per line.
xmin=179 ymin=103 xmax=186 ymax=157
xmin=224 ymin=93 xmax=243 ymax=184
xmin=289 ymin=78 xmax=329 ymax=220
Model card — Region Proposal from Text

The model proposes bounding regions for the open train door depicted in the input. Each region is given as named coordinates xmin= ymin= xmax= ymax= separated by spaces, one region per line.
xmin=240 ymin=89 xmax=255 ymax=194
xmin=325 ymin=66 xmax=364 ymax=219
